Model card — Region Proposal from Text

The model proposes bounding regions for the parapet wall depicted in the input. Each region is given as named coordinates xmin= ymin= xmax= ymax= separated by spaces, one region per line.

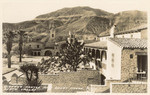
xmin=10 ymin=70 xmax=101 ymax=93
xmin=111 ymin=83 xmax=147 ymax=93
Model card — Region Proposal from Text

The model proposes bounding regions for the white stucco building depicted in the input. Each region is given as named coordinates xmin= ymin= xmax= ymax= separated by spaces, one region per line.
xmin=84 ymin=24 xmax=148 ymax=85
xmin=99 ymin=24 xmax=147 ymax=41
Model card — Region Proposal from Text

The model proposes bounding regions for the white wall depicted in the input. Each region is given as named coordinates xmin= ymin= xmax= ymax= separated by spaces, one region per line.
xmin=83 ymin=35 xmax=96 ymax=40
xmin=100 ymin=36 xmax=108 ymax=41
xmin=26 ymin=42 xmax=43 ymax=49
xmin=101 ymin=51 xmax=107 ymax=76
xmin=106 ymin=39 xmax=122 ymax=80
xmin=115 ymin=32 xmax=141 ymax=38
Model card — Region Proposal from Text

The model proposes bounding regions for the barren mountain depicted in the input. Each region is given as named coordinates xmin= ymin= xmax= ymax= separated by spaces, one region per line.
xmin=2 ymin=7 xmax=147 ymax=43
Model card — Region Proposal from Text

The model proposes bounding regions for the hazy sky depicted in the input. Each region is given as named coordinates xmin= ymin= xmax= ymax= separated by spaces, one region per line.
xmin=1 ymin=0 xmax=148 ymax=23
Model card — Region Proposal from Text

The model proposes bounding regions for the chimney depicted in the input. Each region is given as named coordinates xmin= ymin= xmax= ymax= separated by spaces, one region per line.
xmin=110 ymin=25 xmax=116 ymax=38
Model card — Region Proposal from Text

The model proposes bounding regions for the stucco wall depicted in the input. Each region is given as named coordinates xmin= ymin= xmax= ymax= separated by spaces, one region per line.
xmin=100 ymin=36 xmax=108 ymax=41
xmin=107 ymin=40 xmax=122 ymax=80
xmin=141 ymin=29 xmax=147 ymax=39
xmin=26 ymin=42 xmax=44 ymax=49
xmin=115 ymin=32 xmax=141 ymax=39
xmin=111 ymin=83 xmax=147 ymax=93
xmin=121 ymin=49 xmax=147 ymax=81
xmin=82 ymin=35 xmax=96 ymax=40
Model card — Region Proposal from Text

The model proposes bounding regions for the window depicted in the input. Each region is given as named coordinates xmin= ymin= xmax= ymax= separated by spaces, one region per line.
xmin=131 ymin=34 xmax=133 ymax=38
xmin=37 ymin=45 xmax=39 ymax=48
xmin=130 ymin=54 xmax=133 ymax=59
xmin=111 ymin=53 xmax=114 ymax=67
xmin=52 ymin=34 xmax=54 ymax=38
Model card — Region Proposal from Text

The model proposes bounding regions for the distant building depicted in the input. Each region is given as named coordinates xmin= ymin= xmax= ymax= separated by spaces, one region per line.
xmin=98 ymin=24 xmax=147 ymax=41
xmin=25 ymin=28 xmax=65 ymax=56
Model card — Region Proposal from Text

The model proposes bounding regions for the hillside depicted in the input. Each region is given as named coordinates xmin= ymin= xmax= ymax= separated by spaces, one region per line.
xmin=36 ymin=6 xmax=113 ymax=18
xmin=2 ymin=7 xmax=147 ymax=43
xmin=114 ymin=10 xmax=147 ymax=32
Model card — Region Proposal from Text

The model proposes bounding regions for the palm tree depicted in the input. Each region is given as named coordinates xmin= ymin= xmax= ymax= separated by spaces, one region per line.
xmin=17 ymin=30 xmax=27 ymax=62
xmin=4 ymin=30 xmax=16 ymax=68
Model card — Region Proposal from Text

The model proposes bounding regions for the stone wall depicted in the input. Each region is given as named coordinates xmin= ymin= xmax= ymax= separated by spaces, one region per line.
xmin=89 ymin=79 xmax=121 ymax=93
xmin=111 ymin=83 xmax=147 ymax=93
xmin=90 ymin=85 xmax=109 ymax=93
xmin=51 ymin=70 xmax=101 ymax=92
xmin=13 ymin=70 xmax=101 ymax=93
xmin=39 ymin=74 xmax=59 ymax=84
xmin=121 ymin=49 xmax=147 ymax=81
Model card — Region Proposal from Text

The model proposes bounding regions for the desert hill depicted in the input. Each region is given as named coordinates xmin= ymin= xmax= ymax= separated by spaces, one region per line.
xmin=3 ymin=7 xmax=147 ymax=43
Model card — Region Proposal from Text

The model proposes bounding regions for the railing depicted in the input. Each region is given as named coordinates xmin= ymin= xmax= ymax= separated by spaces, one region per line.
xmin=130 ymin=72 xmax=147 ymax=83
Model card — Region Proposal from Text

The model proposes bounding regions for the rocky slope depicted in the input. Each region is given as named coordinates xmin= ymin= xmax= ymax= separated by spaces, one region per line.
xmin=2 ymin=7 xmax=147 ymax=43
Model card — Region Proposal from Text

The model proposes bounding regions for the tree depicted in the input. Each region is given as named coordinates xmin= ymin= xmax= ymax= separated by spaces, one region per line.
xmin=17 ymin=30 xmax=27 ymax=62
xmin=59 ymin=37 xmax=86 ymax=71
xmin=4 ymin=30 xmax=16 ymax=68
xmin=20 ymin=64 xmax=42 ymax=86
xmin=38 ymin=57 xmax=61 ymax=74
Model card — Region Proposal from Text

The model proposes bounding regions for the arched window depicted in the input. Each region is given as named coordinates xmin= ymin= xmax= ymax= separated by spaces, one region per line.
xmin=92 ymin=49 xmax=95 ymax=58
xmin=38 ymin=52 xmax=40 ymax=56
xmin=52 ymin=34 xmax=54 ymax=38
xmin=96 ymin=50 xmax=100 ymax=58
xmin=101 ymin=51 xmax=107 ymax=62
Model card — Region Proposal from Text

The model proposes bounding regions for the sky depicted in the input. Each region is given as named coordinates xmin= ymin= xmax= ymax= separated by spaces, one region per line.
xmin=1 ymin=0 xmax=149 ymax=23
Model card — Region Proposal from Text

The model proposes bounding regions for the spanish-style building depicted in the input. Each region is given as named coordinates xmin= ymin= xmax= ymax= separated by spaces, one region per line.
xmin=84 ymin=24 xmax=148 ymax=85
xmin=98 ymin=24 xmax=147 ymax=41
xmin=25 ymin=28 xmax=65 ymax=56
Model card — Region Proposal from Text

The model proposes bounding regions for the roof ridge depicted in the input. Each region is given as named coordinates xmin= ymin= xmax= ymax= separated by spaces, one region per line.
xmin=108 ymin=38 xmax=122 ymax=48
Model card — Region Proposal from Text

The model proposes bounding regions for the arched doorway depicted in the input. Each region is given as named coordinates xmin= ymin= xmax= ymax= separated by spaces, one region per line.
xmin=45 ymin=50 xmax=52 ymax=56
xmin=96 ymin=50 xmax=100 ymax=58
xmin=38 ymin=52 xmax=41 ymax=56
xmin=101 ymin=74 xmax=106 ymax=85
xmin=92 ymin=49 xmax=95 ymax=58
xmin=34 ymin=52 xmax=37 ymax=56
xmin=56 ymin=52 xmax=59 ymax=56
xmin=101 ymin=51 xmax=107 ymax=61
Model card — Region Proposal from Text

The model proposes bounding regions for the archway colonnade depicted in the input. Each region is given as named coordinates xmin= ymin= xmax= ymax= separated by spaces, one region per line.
xmin=84 ymin=47 xmax=107 ymax=69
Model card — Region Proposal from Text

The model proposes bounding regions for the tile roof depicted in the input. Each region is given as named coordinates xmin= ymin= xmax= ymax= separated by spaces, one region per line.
xmin=109 ymin=38 xmax=147 ymax=49
xmin=84 ymin=41 xmax=107 ymax=49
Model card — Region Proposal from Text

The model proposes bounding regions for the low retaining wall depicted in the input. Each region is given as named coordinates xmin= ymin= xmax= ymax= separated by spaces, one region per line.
xmin=90 ymin=85 xmax=109 ymax=93
xmin=10 ymin=70 xmax=101 ymax=93
xmin=39 ymin=74 xmax=59 ymax=84
xmin=111 ymin=83 xmax=147 ymax=93
xmin=89 ymin=79 xmax=121 ymax=93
